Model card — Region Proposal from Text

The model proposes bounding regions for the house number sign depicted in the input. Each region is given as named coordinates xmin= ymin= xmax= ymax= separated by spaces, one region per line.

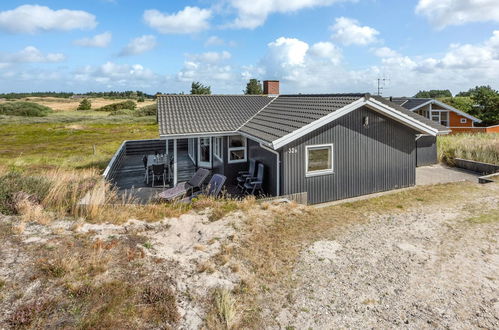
xmin=288 ymin=147 xmax=298 ymax=154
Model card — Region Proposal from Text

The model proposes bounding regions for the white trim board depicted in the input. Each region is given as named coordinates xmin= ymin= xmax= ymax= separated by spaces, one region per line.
xmin=271 ymin=97 xmax=440 ymax=150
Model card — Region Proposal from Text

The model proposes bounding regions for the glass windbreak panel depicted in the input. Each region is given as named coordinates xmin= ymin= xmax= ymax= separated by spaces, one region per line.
xmin=229 ymin=135 xmax=245 ymax=148
xmin=307 ymin=147 xmax=332 ymax=172
xmin=200 ymin=138 xmax=210 ymax=162
xmin=229 ymin=149 xmax=245 ymax=161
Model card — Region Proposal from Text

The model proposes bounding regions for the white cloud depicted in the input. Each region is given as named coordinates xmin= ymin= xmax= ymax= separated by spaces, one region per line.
xmin=0 ymin=46 xmax=65 ymax=65
xmin=143 ymin=6 xmax=211 ymax=34
xmin=0 ymin=5 xmax=97 ymax=34
xmin=331 ymin=17 xmax=379 ymax=46
xmin=205 ymin=36 xmax=225 ymax=47
xmin=74 ymin=32 xmax=112 ymax=48
xmin=74 ymin=62 xmax=158 ymax=87
xmin=119 ymin=35 xmax=157 ymax=56
xmin=226 ymin=0 xmax=354 ymax=29
xmin=309 ymin=42 xmax=342 ymax=64
xmin=372 ymin=47 xmax=399 ymax=58
xmin=416 ymin=0 xmax=499 ymax=29
xmin=265 ymin=37 xmax=309 ymax=68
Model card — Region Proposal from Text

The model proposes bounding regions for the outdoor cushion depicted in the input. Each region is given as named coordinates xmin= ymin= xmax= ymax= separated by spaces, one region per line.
xmin=157 ymin=168 xmax=210 ymax=201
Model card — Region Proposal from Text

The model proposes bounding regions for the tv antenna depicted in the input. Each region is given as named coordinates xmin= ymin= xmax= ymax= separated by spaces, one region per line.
xmin=376 ymin=77 xmax=390 ymax=96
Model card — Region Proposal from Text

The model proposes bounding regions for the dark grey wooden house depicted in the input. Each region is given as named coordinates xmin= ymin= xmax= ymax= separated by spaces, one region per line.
xmin=150 ymin=81 xmax=448 ymax=205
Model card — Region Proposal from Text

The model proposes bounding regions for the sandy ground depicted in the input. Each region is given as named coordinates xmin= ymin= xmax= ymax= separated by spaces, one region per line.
xmin=0 ymin=210 xmax=245 ymax=329
xmin=271 ymin=190 xmax=499 ymax=329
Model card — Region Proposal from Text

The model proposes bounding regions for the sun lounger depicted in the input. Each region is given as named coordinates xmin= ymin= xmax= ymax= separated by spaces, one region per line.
xmin=157 ymin=168 xmax=210 ymax=201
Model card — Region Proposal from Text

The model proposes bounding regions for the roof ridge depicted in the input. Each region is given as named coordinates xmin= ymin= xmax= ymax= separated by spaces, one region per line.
xmin=236 ymin=95 xmax=278 ymax=132
xmin=278 ymin=93 xmax=368 ymax=97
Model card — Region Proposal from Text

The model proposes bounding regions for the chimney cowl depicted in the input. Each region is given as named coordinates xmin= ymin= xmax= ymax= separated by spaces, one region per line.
xmin=263 ymin=80 xmax=279 ymax=95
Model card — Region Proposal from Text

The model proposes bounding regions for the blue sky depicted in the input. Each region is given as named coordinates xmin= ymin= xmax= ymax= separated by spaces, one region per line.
xmin=0 ymin=0 xmax=498 ymax=95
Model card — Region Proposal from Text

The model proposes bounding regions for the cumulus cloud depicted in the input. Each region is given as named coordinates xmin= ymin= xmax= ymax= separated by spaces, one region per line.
xmin=0 ymin=46 xmax=65 ymax=65
xmin=372 ymin=47 xmax=399 ymax=58
xmin=74 ymin=32 xmax=112 ymax=48
xmin=205 ymin=36 xmax=225 ymax=47
xmin=0 ymin=5 xmax=97 ymax=34
xmin=119 ymin=35 xmax=157 ymax=56
xmin=143 ymin=6 xmax=211 ymax=34
xmin=226 ymin=0 xmax=354 ymax=29
xmin=331 ymin=17 xmax=379 ymax=46
xmin=309 ymin=41 xmax=342 ymax=64
xmin=416 ymin=0 xmax=499 ymax=29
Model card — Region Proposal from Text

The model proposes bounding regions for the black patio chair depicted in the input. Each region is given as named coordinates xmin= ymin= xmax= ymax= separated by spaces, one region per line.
xmin=243 ymin=163 xmax=264 ymax=195
xmin=236 ymin=159 xmax=256 ymax=190
xmin=143 ymin=155 xmax=152 ymax=182
xmin=151 ymin=163 xmax=167 ymax=187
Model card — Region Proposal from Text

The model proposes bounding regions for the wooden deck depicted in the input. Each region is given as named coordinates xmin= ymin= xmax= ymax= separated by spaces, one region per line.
xmin=113 ymin=148 xmax=197 ymax=203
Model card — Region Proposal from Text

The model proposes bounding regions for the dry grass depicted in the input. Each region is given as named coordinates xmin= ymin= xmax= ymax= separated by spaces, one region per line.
xmin=4 ymin=234 xmax=181 ymax=329
xmin=23 ymin=97 xmax=155 ymax=112
xmin=438 ymin=133 xmax=499 ymax=165
xmin=206 ymin=288 xmax=237 ymax=329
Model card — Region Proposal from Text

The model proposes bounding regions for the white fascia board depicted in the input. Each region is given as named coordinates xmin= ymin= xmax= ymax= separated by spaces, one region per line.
xmin=271 ymin=97 xmax=366 ymax=149
xmin=238 ymin=131 xmax=274 ymax=148
xmin=366 ymin=98 xmax=439 ymax=136
xmin=408 ymin=100 xmax=433 ymax=111
xmin=432 ymin=99 xmax=482 ymax=123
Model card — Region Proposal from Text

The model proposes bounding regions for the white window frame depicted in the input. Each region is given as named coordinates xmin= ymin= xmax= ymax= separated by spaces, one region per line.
xmin=227 ymin=135 xmax=247 ymax=164
xmin=197 ymin=137 xmax=212 ymax=168
xmin=305 ymin=143 xmax=334 ymax=177
xmin=460 ymin=118 xmax=467 ymax=124
xmin=213 ymin=137 xmax=223 ymax=161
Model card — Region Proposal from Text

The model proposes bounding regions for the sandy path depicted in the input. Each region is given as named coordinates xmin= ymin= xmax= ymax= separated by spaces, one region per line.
xmin=272 ymin=193 xmax=499 ymax=329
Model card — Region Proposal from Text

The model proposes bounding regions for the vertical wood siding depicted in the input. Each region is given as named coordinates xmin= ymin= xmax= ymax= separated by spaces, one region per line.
xmin=416 ymin=135 xmax=437 ymax=166
xmin=247 ymin=139 xmax=278 ymax=196
xmin=281 ymin=106 xmax=417 ymax=204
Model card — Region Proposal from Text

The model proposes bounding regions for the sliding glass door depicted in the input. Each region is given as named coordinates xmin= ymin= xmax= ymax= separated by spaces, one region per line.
xmin=198 ymin=137 xmax=212 ymax=168
xmin=187 ymin=138 xmax=195 ymax=163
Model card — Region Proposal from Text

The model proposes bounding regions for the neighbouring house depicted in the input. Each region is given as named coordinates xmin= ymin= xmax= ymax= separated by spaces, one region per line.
xmin=390 ymin=97 xmax=482 ymax=133
xmin=105 ymin=81 xmax=449 ymax=205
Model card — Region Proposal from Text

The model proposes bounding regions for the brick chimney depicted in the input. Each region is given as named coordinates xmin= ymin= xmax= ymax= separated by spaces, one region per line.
xmin=263 ymin=80 xmax=279 ymax=95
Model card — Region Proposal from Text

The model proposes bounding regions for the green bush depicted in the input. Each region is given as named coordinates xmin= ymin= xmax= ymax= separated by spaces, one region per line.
xmin=95 ymin=100 xmax=136 ymax=112
xmin=109 ymin=109 xmax=135 ymax=116
xmin=134 ymin=104 xmax=156 ymax=117
xmin=0 ymin=172 xmax=51 ymax=215
xmin=0 ymin=101 xmax=53 ymax=117
xmin=137 ymin=97 xmax=145 ymax=102
xmin=77 ymin=98 xmax=92 ymax=110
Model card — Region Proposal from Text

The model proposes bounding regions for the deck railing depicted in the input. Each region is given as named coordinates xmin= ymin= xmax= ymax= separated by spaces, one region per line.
xmin=103 ymin=139 xmax=168 ymax=182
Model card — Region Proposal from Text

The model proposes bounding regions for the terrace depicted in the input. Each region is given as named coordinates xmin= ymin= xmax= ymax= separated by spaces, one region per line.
xmin=104 ymin=139 xmax=244 ymax=203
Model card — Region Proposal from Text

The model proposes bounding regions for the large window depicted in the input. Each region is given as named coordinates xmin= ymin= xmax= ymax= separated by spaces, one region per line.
xmin=306 ymin=144 xmax=334 ymax=176
xmin=228 ymin=135 xmax=247 ymax=163
xmin=213 ymin=137 xmax=223 ymax=161
xmin=430 ymin=111 xmax=449 ymax=127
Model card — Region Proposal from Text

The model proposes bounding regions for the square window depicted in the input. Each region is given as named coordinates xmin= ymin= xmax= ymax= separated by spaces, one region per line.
xmin=306 ymin=144 xmax=333 ymax=176
xmin=227 ymin=135 xmax=247 ymax=163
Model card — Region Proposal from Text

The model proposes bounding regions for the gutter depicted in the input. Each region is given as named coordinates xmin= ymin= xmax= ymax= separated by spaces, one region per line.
xmin=259 ymin=143 xmax=280 ymax=196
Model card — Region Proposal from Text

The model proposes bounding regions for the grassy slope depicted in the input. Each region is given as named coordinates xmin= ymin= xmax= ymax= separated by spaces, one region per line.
xmin=0 ymin=104 xmax=158 ymax=170
xmin=438 ymin=133 xmax=499 ymax=165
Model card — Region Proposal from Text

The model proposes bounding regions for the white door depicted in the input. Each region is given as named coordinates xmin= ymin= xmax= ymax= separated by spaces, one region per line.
xmin=198 ymin=137 xmax=212 ymax=168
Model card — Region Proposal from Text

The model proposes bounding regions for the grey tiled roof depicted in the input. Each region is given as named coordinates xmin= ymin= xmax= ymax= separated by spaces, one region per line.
xmin=371 ymin=96 xmax=449 ymax=133
xmin=239 ymin=94 xmax=365 ymax=143
xmin=157 ymin=95 xmax=273 ymax=135
xmin=390 ymin=97 xmax=431 ymax=110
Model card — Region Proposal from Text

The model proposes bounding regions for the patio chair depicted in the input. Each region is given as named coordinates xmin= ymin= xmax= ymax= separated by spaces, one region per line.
xmin=236 ymin=159 xmax=257 ymax=190
xmin=157 ymin=168 xmax=210 ymax=201
xmin=243 ymin=163 xmax=264 ymax=195
xmin=181 ymin=174 xmax=227 ymax=203
xmin=151 ymin=164 xmax=167 ymax=187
